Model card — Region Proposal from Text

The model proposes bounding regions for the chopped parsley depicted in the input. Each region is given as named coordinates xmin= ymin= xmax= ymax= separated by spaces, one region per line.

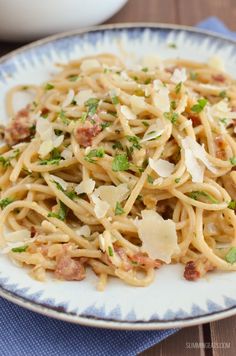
xmin=191 ymin=98 xmax=208 ymax=113
xmin=67 ymin=74 xmax=79 ymax=82
xmin=112 ymin=154 xmax=129 ymax=172
xmin=190 ymin=71 xmax=198 ymax=80
xmin=85 ymin=98 xmax=100 ymax=116
xmin=66 ymin=190 xmax=78 ymax=200
xmin=228 ymin=200 xmax=236 ymax=210
xmin=0 ymin=149 xmax=20 ymax=168
xmin=175 ymin=178 xmax=181 ymax=183
xmin=229 ymin=157 xmax=236 ymax=166
xmin=168 ymin=43 xmax=177 ymax=49
xmin=0 ymin=197 xmax=14 ymax=209
xmin=108 ymin=246 xmax=114 ymax=257
xmin=39 ymin=148 xmax=62 ymax=166
xmin=175 ymin=82 xmax=182 ymax=94
xmin=170 ymin=100 xmax=177 ymax=110
xmin=12 ymin=245 xmax=28 ymax=253
xmin=225 ymin=247 xmax=236 ymax=264
xmin=144 ymin=78 xmax=152 ymax=85
xmin=59 ymin=110 xmax=70 ymax=125
xmin=142 ymin=121 xmax=149 ymax=127
xmin=80 ymin=112 xmax=87 ymax=123
xmin=147 ymin=175 xmax=154 ymax=184
xmin=21 ymin=85 xmax=29 ymax=90
xmin=112 ymin=141 xmax=123 ymax=150
xmin=45 ymin=83 xmax=54 ymax=90
xmin=48 ymin=201 xmax=68 ymax=221
xmin=115 ymin=202 xmax=125 ymax=215
xmin=111 ymin=96 xmax=119 ymax=105
xmin=219 ymin=90 xmax=227 ymax=99
xmin=100 ymin=122 xmax=111 ymax=130
xmin=52 ymin=180 xmax=64 ymax=192
xmin=84 ymin=148 xmax=105 ymax=163
xmin=188 ymin=191 xmax=219 ymax=204
xmin=126 ymin=135 xmax=141 ymax=150
xmin=219 ymin=118 xmax=227 ymax=125
xmin=142 ymin=67 xmax=149 ymax=72
xmin=41 ymin=112 xmax=48 ymax=119
xmin=164 ymin=111 xmax=179 ymax=124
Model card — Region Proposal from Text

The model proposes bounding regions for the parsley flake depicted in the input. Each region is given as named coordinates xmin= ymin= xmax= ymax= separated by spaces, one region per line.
xmin=164 ymin=111 xmax=179 ymax=124
xmin=45 ymin=83 xmax=54 ymax=90
xmin=67 ymin=74 xmax=78 ymax=82
xmin=225 ymin=247 xmax=236 ymax=264
xmin=112 ymin=154 xmax=129 ymax=172
xmin=108 ymin=246 xmax=114 ymax=257
xmin=188 ymin=191 xmax=219 ymax=204
xmin=0 ymin=197 xmax=14 ymax=209
xmin=126 ymin=135 xmax=141 ymax=150
xmin=111 ymin=96 xmax=119 ymax=105
xmin=191 ymin=98 xmax=208 ymax=113
xmin=229 ymin=157 xmax=236 ymax=166
xmin=12 ymin=245 xmax=28 ymax=253
xmin=85 ymin=98 xmax=99 ymax=116
xmin=147 ymin=175 xmax=154 ymax=184
xmin=84 ymin=148 xmax=105 ymax=163
xmin=190 ymin=72 xmax=198 ymax=80
xmin=175 ymin=82 xmax=182 ymax=94
xmin=228 ymin=200 xmax=236 ymax=210
xmin=115 ymin=202 xmax=125 ymax=215
xmin=48 ymin=201 xmax=68 ymax=221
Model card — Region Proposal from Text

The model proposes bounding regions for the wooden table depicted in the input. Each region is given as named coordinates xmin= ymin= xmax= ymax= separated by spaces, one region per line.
xmin=0 ymin=0 xmax=235 ymax=354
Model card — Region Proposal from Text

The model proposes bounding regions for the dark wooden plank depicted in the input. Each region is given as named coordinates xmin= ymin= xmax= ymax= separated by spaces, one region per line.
xmin=178 ymin=0 xmax=236 ymax=30
xmin=140 ymin=326 xmax=203 ymax=356
xmin=210 ymin=315 xmax=236 ymax=356
xmin=107 ymin=0 xmax=178 ymax=24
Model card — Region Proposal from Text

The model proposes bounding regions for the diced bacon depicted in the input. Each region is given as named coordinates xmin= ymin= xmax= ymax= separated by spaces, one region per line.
xmin=74 ymin=114 xmax=102 ymax=147
xmin=184 ymin=258 xmax=214 ymax=281
xmin=215 ymin=135 xmax=227 ymax=159
xmin=30 ymin=226 xmax=37 ymax=238
xmin=55 ymin=254 xmax=85 ymax=281
xmin=115 ymin=246 xmax=132 ymax=271
xmin=4 ymin=106 xmax=35 ymax=146
xmin=130 ymin=252 xmax=162 ymax=269
xmin=212 ymin=74 xmax=225 ymax=83
xmin=189 ymin=115 xmax=201 ymax=127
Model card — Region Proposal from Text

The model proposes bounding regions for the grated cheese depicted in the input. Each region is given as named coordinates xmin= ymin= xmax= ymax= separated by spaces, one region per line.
xmin=62 ymin=89 xmax=74 ymax=108
xmin=130 ymin=95 xmax=147 ymax=114
xmin=75 ymin=179 xmax=95 ymax=195
xmin=94 ymin=183 xmax=129 ymax=209
xmin=74 ymin=89 xmax=96 ymax=106
xmin=91 ymin=194 xmax=110 ymax=219
xmin=170 ymin=68 xmax=187 ymax=84
xmin=141 ymin=119 xmax=165 ymax=142
xmin=120 ymin=105 xmax=136 ymax=120
xmin=149 ymin=158 xmax=175 ymax=177
xmin=50 ymin=174 xmax=68 ymax=191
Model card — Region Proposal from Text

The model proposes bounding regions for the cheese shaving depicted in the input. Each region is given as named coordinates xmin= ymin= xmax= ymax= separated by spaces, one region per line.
xmin=170 ymin=68 xmax=187 ymax=84
xmin=75 ymin=179 xmax=95 ymax=195
xmin=149 ymin=158 xmax=175 ymax=177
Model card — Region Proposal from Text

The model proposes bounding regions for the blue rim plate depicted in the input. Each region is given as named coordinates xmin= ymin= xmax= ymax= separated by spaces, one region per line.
xmin=1 ymin=23 xmax=236 ymax=330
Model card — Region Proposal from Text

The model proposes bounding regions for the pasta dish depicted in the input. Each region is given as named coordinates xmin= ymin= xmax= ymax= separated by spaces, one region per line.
xmin=0 ymin=53 xmax=235 ymax=290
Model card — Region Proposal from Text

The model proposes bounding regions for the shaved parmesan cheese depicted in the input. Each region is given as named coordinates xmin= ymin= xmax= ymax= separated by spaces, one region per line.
xmin=136 ymin=210 xmax=180 ymax=263
xmin=153 ymin=79 xmax=163 ymax=91
xmin=141 ymin=119 xmax=165 ymax=143
xmin=77 ymin=225 xmax=91 ymax=238
xmin=74 ymin=89 xmax=95 ymax=106
xmin=53 ymin=134 xmax=64 ymax=148
xmin=171 ymin=68 xmax=187 ymax=84
xmin=36 ymin=117 xmax=53 ymax=141
xmin=182 ymin=137 xmax=217 ymax=174
xmin=38 ymin=139 xmax=54 ymax=157
xmin=210 ymin=99 xmax=236 ymax=122
xmin=94 ymin=183 xmax=129 ymax=209
xmin=50 ymin=174 xmax=68 ymax=191
xmin=153 ymin=86 xmax=170 ymax=112
xmin=91 ymin=194 xmax=110 ymax=219
xmin=75 ymin=179 xmax=95 ymax=195
xmin=142 ymin=55 xmax=163 ymax=70
xmin=5 ymin=229 xmax=31 ymax=242
xmin=80 ymin=59 xmax=101 ymax=72
xmin=208 ymin=55 xmax=225 ymax=71
xmin=109 ymin=88 xmax=121 ymax=98
xmin=120 ymin=105 xmax=136 ymax=120
xmin=120 ymin=71 xmax=133 ymax=82
xmin=61 ymin=146 xmax=73 ymax=160
xmin=199 ymin=83 xmax=228 ymax=91
xmin=62 ymin=89 xmax=74 ymax=108
xmin=184 ymin=147 xmax=204 ymax=183
xmin=130 ymin=95 xmax=147 ymax=114
xmin=149 ymin=158 xmax=175 ymax=177
xmin=98 ymin=233 xmax=106 ymax=252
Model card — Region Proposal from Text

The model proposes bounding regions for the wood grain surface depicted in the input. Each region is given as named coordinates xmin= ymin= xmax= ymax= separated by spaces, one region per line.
xmin=0 ymin=1 xmax=236 ymax=355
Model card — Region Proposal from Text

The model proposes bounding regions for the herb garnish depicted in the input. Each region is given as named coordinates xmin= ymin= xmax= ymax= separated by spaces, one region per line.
xmin=225 ymin=247 xmax=236 ymax=264
xmin=229 ymin=157 xmax=236 ymax=166
xmin=164 ymin=111 xmax=179 ymax=124
xmin=45 ymin=83 xmax=54 ymax=90
xmin=85 ymin=98 xmax=99 ymax=116
xmin=188 ymin=191 xmax=219 ymax=204
xmin=191 ymin=98 xmax=208 ymax=113
xmin=112 ymin=154 xmax=129 ymax=172
xmin=48 ymin=201 xmax=68 ymax=221
xmin=108 ymin=246 xmax=114 ymax=257
xmin=84 ymin=148 xmax=105 ymax=163
xmin=0 ymin=197 xmax=14 ymax=209
xmin=126 ymin=135 xmax=141 ymax=150
xmin=228 ymin=200 xmax=236 ymax=210
xmin=12 ymin=245 xmax=28 ymax=253
xmin=115 ymin=202 xmax=125 ymax=215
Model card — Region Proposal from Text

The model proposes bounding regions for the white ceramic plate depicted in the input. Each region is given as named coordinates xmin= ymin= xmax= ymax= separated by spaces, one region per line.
xmin=1 ymin=24 xmax=236 ymax=330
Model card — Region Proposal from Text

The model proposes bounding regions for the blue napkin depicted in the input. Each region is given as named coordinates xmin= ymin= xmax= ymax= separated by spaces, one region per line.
xmin=0 ymin=17 xmax=234 ymax=356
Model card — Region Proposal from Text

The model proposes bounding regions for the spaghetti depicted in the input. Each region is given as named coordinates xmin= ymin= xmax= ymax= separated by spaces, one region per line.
xmin=0 ymin=53 xmax=236 ymax=290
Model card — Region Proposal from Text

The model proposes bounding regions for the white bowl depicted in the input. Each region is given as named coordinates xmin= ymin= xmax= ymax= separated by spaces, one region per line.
xmin=0 ymin=0 xmax=128 ymax=41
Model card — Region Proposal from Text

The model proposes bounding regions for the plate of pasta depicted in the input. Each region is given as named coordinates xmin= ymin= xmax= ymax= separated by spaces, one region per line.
xmin=0 ymin=24 xmax=236 ymax=330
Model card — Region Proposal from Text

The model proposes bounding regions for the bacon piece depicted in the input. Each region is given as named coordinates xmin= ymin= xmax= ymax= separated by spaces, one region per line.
xmin=55 ymin=254 xmax=85 ymax=281
xmin=212 ymin=74 xmax=225 ymax=83
xmin=115 ymin=246 xmax=132 ymax=271
xmin=184 ymin=258 xmax=214 ymax=281
xmin=4 ymin=106 xmax=35 ymax=146
xmin=130 ymin=252 xmax=162 ymax=269
xmin=189 ymin=115 xmax=201 ymax=127
xmin=215 ymin=135 xmax=227 ymax=159
xmin=30 ymin=226 xmax=37 ymax=238
xmin=74 ymin=114 xmax=102 ymax=147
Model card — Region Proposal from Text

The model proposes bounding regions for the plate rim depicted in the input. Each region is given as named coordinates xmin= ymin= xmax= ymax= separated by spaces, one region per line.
xmin=1 ymin=22 xmax=236 ymax=330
